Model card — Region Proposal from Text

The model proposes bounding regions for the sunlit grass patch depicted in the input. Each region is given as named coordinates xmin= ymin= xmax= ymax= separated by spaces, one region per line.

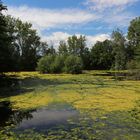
xmin=10 ymin=91 xmax=53 ymax=110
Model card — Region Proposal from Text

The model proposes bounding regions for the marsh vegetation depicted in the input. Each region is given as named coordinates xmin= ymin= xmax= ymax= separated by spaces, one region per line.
xmin=0 ymin=71 xmax=140 ymax=139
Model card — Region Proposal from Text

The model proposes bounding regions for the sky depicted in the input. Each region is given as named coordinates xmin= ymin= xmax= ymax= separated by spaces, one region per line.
xmin=2 ymin=0 xmax=140 ymax=47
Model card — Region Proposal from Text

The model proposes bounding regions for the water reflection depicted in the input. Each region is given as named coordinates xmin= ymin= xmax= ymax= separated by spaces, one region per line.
xmin=0 ymin=101 xmax=33 ymax=128
xmin=0 ymin=102 xmax=78 ymax=133
xmin=0 ymin=74 xmax=34 ymax=98
xmin=17 ymin=103 xmax=78 ymax=132
xmin=18 ymin=108 xmax=78 ymax=131
xmin=0 ymin=101 xmax=13 ymax=127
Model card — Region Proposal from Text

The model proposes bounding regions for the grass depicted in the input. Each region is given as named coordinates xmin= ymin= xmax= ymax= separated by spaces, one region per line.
xmin=0 ymin=70 xmax=140 ymax=139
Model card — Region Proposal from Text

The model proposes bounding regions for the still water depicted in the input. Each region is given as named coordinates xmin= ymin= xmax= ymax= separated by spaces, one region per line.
xmin=0 ymin=101 xmax=79 ymax=133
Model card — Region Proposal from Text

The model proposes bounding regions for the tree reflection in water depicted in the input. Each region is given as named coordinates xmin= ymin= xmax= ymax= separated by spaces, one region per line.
xmin=0 ymin=101 xmax=33 ymax=128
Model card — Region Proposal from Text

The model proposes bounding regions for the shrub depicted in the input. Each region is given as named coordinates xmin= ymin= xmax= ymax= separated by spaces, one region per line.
xmin=127 ymin=60 xmax=140 ymax=80
xmin=37 ymin=55 xmax=55 ymax=73
xmin=127 ymin=60 xmax=137 ymax=70
xmin=37 ymin=55 xmax=83 ymax=74
xmin=64 ymin=55 xmax=83 ymax=74
xmin=51 ymin=55 xmax=66 ymax=73
xmin=37 ymin=55 xmax=66 ymax=74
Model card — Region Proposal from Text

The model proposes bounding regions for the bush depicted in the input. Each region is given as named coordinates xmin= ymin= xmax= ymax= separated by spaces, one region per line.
xmin=64 ymin=55 xmax=83 ymax=74
xmin=37 ymin=55 xmax=66 ymax=74
xmin=37 ymin=55 xmax=55 ymax=73
xmin=127 ymin=60 xmax=137 ymax=70
xmin=37 ymin=55 xmax=83 ymax=74
xmin=51 ymin=55 xmax=66 ymax=73
xmin=127 ymin=60 xmax=140 ymax=80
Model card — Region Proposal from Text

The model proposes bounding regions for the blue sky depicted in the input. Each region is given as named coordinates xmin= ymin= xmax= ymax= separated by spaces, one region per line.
xmin=3 ymin=0 xmax=140 ymax=47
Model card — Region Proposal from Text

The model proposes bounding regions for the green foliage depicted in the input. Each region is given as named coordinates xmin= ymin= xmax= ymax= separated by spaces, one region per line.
xmin=37 ymin=55 xmax=55 ymax=73
xmin=90 ymin=40 xmax=114 ymax=70
xmin=112 ymin=29 xmax=127 ymax=70
xmin=127 ymin=17 xmax=140 ymax=79
xmin=67 ymin=35 xmax=86 ymax=57
xmin=127 ymin=17 xmax=140 ymax=65
xmin=128 ymin=17 xmax=140 ymax=48
xmin=0 ymin=1 xmax=14 ymax=72
xmin=52 ymin=55 xmax=66 ymax=73
xmin=58 ymin=41 xmax=68 ymax=55
xmin=58 ymin=35 xmax=91 ymax=70
xmin=5 ymin=16 xmax=41 ymax=71
xmin=127 ymin=60 xmax=137 ymax=70
xmin=37 ymin=55 xmax=66 ymax=74
xmin=0 ymin=128 xmax=46 ymax=140
xmin=64 ymin=55 xmax=83 ymax=74
xmin=37 ymin=55 xmax=83 ymax=74
xmin=81 ymin=47 xmax=92 ymax=70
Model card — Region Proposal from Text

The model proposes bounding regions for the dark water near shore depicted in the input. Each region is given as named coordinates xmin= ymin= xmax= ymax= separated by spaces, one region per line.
xmin=0 ymin=101 xmax=79 ymax=133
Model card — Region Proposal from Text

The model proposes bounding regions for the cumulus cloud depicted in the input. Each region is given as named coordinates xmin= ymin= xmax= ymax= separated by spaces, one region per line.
xmin=84 ymin=0 xmax=138 ymax=28
xmin=103 ymin=11 xmax=134 ymax=27
xmin=41 ymin=32 xmax=70 ymax=46
xmin=85 ymin=0 xmax=138 ymax=11
xmin=86 ymin=34 xmax=110 ymax=46
xmin=41 ymin=32 xmax=110 ymax=48
xmin=6 ymin=6 xmax=99 ymax=30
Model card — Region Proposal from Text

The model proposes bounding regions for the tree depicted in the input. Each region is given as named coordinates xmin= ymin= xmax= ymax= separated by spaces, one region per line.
xmin=38 ymin=42 xmax=49 ymax=57
xmin=127 ymin=17 xmax=140 ymax=67
xmin=47 ymin=45 xmax=56 ymax=55
xmin=112 ymin=29 xmax=127 ymax=70
xmin=67 ymin=35 xmax=86 ymax=56
xmin=6 ymin=16 xmax=41 ymax=71
xmin=5 ymin=16 xmax=21 ymax=71
xmin=128 ymin=17 xmax=140 ymax=48
xmin=67 ymin=35 xmax=90 ymax=69
xmin=81 ymin=47 xmax=92 ymax=70
xmin=58 ymin=41 xmax=68 ymax=55
xmin=90 ymin=40 xmax=114 ymax=70
xmin=39 ymin=42 xmax=56 ymax=57
xmin=0 ymin=1 xmax=14 ymax=72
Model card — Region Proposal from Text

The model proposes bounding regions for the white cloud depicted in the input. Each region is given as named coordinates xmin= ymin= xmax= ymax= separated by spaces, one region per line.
xmin=6 ymin=6 xmax=99 ymax=30
xmin=103 ymin=11 xmax=134 ymax=27
xmin=85 ymin=0 xmax=138 ymax=11
xmin=41 ymin=32 xmax=70 ymax=46
xmin=41 ymin=32 xmax=110 ymax=48
xmin=86 ymin=34 xmax=110 ymax=46
xmin=84 ymin=0 xmax=138 ymax=28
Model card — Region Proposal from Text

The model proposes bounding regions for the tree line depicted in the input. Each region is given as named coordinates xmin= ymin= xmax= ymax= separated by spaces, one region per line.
xmin=0 ymin=1 xmax=140 ymax=74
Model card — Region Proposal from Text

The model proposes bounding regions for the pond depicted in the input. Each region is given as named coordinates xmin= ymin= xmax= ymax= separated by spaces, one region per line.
xmin=0 ymin=101 xmax=79 ymax=134
xmin=17 ymin=103 xmax=79 ymax=133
